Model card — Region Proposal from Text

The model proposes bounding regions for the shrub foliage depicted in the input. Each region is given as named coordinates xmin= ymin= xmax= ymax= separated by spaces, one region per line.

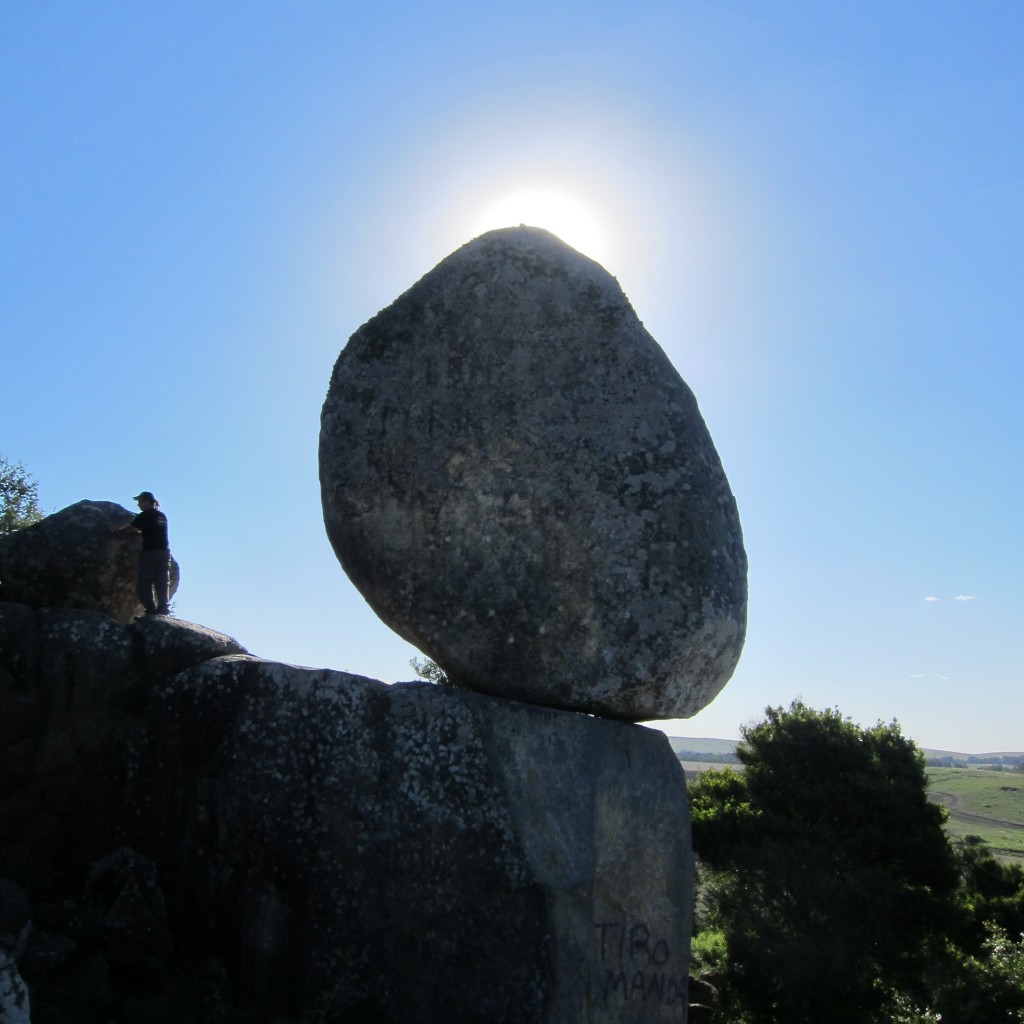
xmin=689 ymin=701 xmax=1024 ymax=1023
xmin=0 ymin=455 xmax=44 ymax=535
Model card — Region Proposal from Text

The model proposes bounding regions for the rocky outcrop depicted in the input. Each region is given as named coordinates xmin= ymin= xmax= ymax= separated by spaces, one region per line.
xmin=0 ymin=599 xmax=693 ymax=1023
xmin=0 ymin=500 xmax=180 ymax=623
xmin=132 ymin=659 xmax=693 ymax=1022
xmin=320 ymin=226 xmax=746 ymax=722
xmin=6 ymin=216 xmax=742 ymax=1018
xmin=0 ymin=604 xmax=246 ymax=890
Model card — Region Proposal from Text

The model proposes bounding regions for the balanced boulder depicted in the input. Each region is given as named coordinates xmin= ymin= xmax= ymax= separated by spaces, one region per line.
xmin=0 ymin=500 xmax=180 ymax=624
xmin=320 ymin=227 xmax=747 ymax=720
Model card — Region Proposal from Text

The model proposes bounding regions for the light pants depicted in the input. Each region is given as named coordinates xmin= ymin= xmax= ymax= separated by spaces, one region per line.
xmin=138 ymin=548 xmax=171 ymax=614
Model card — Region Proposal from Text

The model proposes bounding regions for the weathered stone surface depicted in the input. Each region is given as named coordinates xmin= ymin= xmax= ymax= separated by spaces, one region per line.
xmin=130 ymin=615 xmax=247 ymax=679
xmin=0 ymin=605 xmax=144 ymax=882
xmin=0 ymin=500 xmax=180 ymax=624
xmin=0 ymin=879 xmax=31 ymax=1024
xmin=0 ymin=950 xmax=30 ymax=1024
xmin=128 ymin=659 xmax=693 ymax=1023
xmin=320 ymin=226 xmax=746 ymax=721
xmin=0 ymin=596 xmax=695 ymax=1023
xmin=0 ymin=604 xmax=245 ymax=889
xmin=0 ymin=880 xmax=31 ymax=957
xmin=82 ymin=848 xmax=173 ymax=979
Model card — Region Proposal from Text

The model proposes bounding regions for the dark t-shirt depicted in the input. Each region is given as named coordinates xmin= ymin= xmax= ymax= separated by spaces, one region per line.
xmin=132 ymin=508 xmax=169 ymax=551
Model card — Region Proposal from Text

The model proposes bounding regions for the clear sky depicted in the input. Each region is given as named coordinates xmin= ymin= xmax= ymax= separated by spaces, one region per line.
xmin=3 ymin=2 xmax=1022 ymax=754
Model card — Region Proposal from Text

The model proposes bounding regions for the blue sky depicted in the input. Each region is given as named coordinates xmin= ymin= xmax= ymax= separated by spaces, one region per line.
xmin=3 ymin=2 xmax=1021 ymax=752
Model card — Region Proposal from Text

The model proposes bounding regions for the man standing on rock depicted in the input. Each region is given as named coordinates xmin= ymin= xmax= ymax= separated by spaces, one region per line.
xmin=113 ymin=491 xmax=172 ymax=616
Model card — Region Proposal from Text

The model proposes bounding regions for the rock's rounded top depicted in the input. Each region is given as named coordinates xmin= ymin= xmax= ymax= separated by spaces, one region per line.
xmin=129 ymin=615 xmax=248 ymax=679
xmin=320 ymin=227 xmax=747 ymax=720
xmin=0 ymin=499 xmax=180 ymax=624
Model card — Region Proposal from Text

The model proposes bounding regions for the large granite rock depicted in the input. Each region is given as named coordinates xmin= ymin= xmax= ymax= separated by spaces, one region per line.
xmin=0 ymin=605 xmax=246 ymax=887
xmin=0 ymin=601 xmax=694 ymax=1023
xmin=0 ymin=500 xmax=180 ymax=624
xmin=131 ymin=659 xmax=693 ymax=1023
xmin=320 ymin=227 xmax=747 ymax=721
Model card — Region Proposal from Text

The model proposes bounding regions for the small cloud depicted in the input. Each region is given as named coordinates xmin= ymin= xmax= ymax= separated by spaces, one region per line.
xmin=910 ymin=672 xmax=950 ymax=681
xmin=954 ymin=594 xmax=977 ymax=601
xmin=924 ymin=596 xmax=940 ymax=602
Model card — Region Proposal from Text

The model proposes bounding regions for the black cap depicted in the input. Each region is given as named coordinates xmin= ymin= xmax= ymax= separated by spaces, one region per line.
xmin=133 ymin=491 xmax=156 ymax=503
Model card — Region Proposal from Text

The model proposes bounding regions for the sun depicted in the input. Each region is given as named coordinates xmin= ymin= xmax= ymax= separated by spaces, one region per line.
xmin=472 ymin=190 xmax=608 ymax=264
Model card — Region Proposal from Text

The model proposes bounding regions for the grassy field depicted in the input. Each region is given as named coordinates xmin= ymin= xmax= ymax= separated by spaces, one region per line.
xmin=678 ymin=759 xmax=1024 ymax=863
xmin=925 ymin=766 xmax=1024 ymax=862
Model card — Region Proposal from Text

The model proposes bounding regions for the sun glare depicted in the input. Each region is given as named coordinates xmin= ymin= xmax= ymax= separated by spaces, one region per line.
xmin=473 ymin=190 xmax=608 ymax=264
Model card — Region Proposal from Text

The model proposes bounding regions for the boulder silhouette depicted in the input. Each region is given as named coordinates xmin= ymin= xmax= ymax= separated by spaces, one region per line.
xmin=0 ymin=602 xmax=694 ymax=1023
xmin=320 ymin=227 xmax=746 ymax=720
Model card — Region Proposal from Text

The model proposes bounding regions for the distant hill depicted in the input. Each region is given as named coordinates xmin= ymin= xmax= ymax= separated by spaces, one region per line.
xmin=666 ymin=736 xmax=739 ymax=757
xmin=667 ymin=736 xmax=740 ymax=766
xmin=922 ymin=748 xmax=1024 ymax=768
xmin=669 ymin=737 xmax=1024 ymax=768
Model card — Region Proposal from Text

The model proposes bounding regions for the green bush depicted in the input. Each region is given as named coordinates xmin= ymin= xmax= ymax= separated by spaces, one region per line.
xmin=0 ymin=455 xmax=43 ymax=534
xmin=690 ymin=701 xmax=957 ymax=1024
